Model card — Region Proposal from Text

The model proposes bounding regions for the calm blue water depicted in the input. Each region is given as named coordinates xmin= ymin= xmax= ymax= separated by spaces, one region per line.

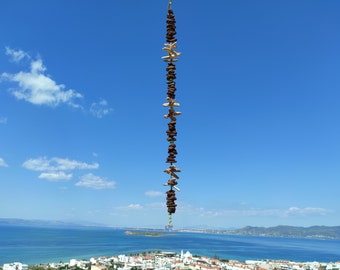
xmin=0 ymin=225 xmax=339 ymax=265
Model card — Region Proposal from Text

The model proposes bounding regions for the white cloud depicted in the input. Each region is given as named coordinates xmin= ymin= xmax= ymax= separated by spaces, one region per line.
xmin=0 ymin=157 xmax=8 ymax=167
xmin=146 ymin=202 xmax=164 ymax=209
xmin=145 ymin=190 xmax=163 ymax=197
xmin=5 ymin=47 xmax=30 ymax=62
xmin=76 ymin=173 xmax=116 ymax=189
xmin=2 ymin=47 xmax=113 ymax=117
xmin=0 ymin=117 xmax=7 ymax=124
xmin=38 ymin=171 xmax=73 ymax=181
xmin=285 ymin=206 xmax=331 ymax=216
xmin=117 ymin=204 xmax=143 ymax=211
xmin=22 ymin=157 xmax=99 ymax=172
xmin=180 ymin=205 xmax=332 ymax=218
xmin=90 ymin=99 xmax=113 ymax=118
xmin=1 ymin=48 xmax=82 ymax=107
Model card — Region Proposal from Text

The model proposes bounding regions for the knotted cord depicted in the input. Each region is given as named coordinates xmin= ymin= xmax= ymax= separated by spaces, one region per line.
xmin=167 ymin=0 xmax=173 ymax=10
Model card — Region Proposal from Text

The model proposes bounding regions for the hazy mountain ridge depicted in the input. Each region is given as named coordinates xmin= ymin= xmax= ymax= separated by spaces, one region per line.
xmin=226 ymin=225 xmax=340 ymax=239
xmin=0 ymin=218 xmax=106 ymax=229
xmin=1 ymin=218 xmax=339 ymax=239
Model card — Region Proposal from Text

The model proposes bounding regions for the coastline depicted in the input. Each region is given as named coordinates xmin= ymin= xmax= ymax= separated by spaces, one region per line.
xmin=1 ymin=219 xmax=339 ymax=239
xmin=1 ymin=226 xmax=340 ymax=265
xmin=124 ymin=230 xmax=169 ymax=237
xmin=5 ymin=251 xmax=339 ymax=270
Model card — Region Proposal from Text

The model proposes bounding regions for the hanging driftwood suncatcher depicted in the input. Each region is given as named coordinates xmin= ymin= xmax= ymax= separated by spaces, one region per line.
xmin=162 ymin=0 xmax=181 ymax=229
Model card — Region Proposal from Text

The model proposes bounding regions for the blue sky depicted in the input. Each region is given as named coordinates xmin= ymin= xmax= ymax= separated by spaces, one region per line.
xmin=1 ymin=0 xmax=340 ymax=229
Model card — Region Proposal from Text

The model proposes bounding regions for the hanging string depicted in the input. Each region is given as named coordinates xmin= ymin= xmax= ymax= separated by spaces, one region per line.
xmin=162 ymin=0 xmax=181 ymax=229
xmin=167 ymin=0 xmax=173 ymax=10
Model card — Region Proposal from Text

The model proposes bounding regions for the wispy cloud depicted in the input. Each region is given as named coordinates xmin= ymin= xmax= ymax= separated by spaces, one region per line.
xmin=0 ymin=116 xmax=7 ymax=124
xmin=284 ymin=206 xmax=331 ymax=216
xmin=0 ymin=157 xmax=8 ymax=167
xmin=116 ymin=204 xmax=144 ymax=211
xmin=90 ymin=99 xmax=113 ymax=118
xmin=75 ymin=173 xmax=116 ymax=189
xmin=180 ymin=205 xmax=332 ymax=218
xmin=145 ymin=202 xmax=164 ymax=209
xmin=38 ymin=171 xmax=73 ymax=181
xmin=145 ymin=190 xmax=163 ymax=197
xmin=22 ymin=157 xmax=99 ymax=182
xmin=23 ymin=157 xmax=98 ymax=171
xmin=1 ymin=47 xmax=82 ymax=107
xmin=5 ymin=47 xmax=30 ymax=63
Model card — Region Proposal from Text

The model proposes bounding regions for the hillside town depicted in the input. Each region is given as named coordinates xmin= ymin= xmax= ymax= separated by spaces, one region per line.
xmin=3 ymin=251 xmax=340 ymax=270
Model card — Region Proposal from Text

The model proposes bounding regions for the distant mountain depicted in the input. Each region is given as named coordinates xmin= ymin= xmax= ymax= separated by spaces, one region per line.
xmin=226 ymin=225 xmax=340 ymax=239
xmin=1 ymin=219 xmax=339 ymax=239
xmin=0 ymin=218 xmax=107 ymax=229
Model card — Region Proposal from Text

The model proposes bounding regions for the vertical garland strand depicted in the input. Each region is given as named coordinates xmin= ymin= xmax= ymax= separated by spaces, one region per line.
xmin=162 ymin=1 xmax=181 ymax=229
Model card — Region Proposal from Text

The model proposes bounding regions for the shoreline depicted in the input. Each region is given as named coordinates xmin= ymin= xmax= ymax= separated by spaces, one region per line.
xmin=1 ymin=219 xmax=340 ymax=240
xmin=124 ymin=230 xmax=169 ymax=237
xmin=4 ymin=251 xmax=339 ymax=270
xmin=1 ymin=226 xmax=339 ymax=265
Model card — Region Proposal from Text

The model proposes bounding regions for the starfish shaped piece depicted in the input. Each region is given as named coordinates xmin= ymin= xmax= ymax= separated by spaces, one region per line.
xmin=163 ymin=97 xmax=180 ymax=107
xmin=162 ymin=42 xmax=181 ymax=62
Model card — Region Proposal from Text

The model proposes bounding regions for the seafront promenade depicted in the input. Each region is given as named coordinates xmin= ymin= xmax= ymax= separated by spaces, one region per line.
xmin=3 ymin=251 xmax=340 ymax=270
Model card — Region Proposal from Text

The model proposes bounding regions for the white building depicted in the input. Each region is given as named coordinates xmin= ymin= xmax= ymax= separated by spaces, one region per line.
xmin=3 ymin=263 xmax=28 ymax=270
xmin=326 ymin=263 xmax=340 ymax=270
xmin=69 ymin=259 xmax=90 ymax=269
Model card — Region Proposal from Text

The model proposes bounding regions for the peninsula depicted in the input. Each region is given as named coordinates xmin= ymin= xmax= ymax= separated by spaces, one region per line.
xmin=124 ymin=230 xmax=169 ymax=237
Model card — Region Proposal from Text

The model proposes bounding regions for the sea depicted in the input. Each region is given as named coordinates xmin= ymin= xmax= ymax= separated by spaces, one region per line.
xmin=1 ymin=225 xmax=340 ymax=265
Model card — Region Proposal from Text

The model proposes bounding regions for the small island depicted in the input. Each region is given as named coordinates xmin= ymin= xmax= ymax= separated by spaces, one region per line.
xmin=124 ymin=230 xmax=169 ymax=237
